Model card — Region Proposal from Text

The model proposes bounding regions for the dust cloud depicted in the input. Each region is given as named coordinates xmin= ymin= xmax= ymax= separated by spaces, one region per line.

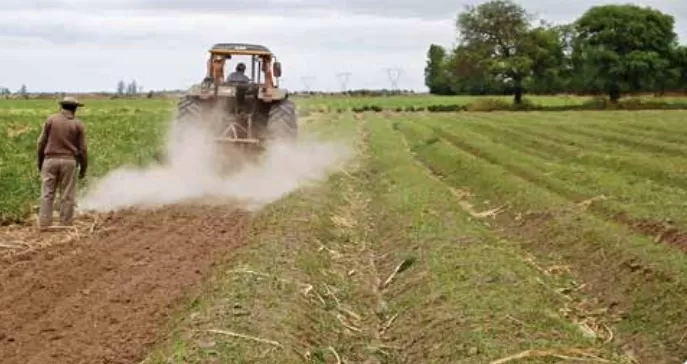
xmin=76 ymin=116 xmax=352 ymax=213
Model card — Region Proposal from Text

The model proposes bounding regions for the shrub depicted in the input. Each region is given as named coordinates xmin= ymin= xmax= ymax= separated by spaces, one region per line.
xmin=465 ymin=98 xmax=512 ymax=111
xmin=427 ymin=104 xmax=465 ymax=112
xmin=577 ymin=96 xmax=687 ymax=110
xmin=511 ymin=97 xmax=539 ymax=111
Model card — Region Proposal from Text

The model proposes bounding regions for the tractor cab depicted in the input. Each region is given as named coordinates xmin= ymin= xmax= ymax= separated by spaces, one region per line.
xmin=204 ymin=43 xmax=282 ymax=90
xmin=175 ymin=41 xmax=298 ymax=165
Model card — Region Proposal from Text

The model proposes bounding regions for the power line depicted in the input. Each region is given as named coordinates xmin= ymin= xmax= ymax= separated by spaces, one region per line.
xmin=336 ymin=72 xmax=352 ymax=92
xmin=386 ymin=68 xmax=402 ymax=90
xmin=300 ymin=76 xmax=316 ymax=92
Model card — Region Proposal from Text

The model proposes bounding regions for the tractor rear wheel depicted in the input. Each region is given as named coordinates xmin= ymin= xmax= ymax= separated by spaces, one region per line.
xmin=176 ymin=96 xmax=202 ymax=125
xmin=266 ymin=99 xmax=298 ymax=141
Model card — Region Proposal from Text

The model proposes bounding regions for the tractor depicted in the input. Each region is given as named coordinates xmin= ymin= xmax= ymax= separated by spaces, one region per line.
xmin=172 ymin=43 xmax=298 ymax=171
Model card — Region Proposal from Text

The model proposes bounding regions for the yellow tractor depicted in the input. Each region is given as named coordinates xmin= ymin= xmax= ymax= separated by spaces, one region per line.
xmin=173 ymin=43 xmax=298 ymax=169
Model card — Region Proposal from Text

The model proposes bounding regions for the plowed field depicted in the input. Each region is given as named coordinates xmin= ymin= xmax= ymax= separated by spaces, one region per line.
xmin=0 ymin=206 xmax=251 ymax=364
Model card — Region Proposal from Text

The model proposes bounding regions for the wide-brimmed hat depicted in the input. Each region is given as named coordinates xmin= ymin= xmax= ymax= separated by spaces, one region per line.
xmin=59 ymin=96 xmax=84 ymax=107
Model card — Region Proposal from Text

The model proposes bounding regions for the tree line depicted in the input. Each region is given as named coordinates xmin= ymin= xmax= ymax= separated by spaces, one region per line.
xmin=0 ymin=85 xmax=28 ymax=98
xmin=116 ymin=80 xmax=143 ymax=95
xmin=424 ymin=0 xmax=687 ymax=104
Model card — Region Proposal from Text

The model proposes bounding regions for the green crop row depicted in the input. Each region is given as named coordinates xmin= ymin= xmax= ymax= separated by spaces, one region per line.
xmin=295 ymin=95 xmax=687 ymax=114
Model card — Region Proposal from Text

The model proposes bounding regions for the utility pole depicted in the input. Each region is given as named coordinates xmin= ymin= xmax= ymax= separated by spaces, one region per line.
xmin=301 ymin=76 xmax=315 ymax=92
xmin=336 ymin=72 xmax=352 ymax=92
xmin=386 ymin=68 xmax=402 ymax=90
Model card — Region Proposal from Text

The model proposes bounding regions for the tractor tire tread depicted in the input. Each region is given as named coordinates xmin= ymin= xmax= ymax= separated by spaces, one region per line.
xmin=266 ymin=99 xmax=298 ymax=141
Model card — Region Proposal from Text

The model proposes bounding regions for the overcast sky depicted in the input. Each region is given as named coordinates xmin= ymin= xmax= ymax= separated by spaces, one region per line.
xmin=1 ymin=0 xmax=685 ymax=93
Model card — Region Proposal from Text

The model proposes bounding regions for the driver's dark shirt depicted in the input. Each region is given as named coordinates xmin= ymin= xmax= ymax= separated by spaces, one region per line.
xmin=227 ymin=72 xmax=250 ymax=82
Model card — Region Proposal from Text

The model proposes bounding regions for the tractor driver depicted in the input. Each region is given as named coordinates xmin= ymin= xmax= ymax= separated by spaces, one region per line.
xmin=226 ymin=62 xmax=251 ymax=83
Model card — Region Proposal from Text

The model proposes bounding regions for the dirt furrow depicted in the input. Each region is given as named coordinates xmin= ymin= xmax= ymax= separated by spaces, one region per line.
xmin=0 ymin=204 xmax=251 ymax=364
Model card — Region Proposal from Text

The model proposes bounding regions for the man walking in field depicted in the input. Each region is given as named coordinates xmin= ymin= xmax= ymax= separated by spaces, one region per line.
xmin=36 ymin=96 xmax=88 ymax=230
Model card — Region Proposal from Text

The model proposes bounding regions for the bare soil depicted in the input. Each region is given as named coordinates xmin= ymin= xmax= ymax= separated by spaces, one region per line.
xmin=613 ymin=212 xmax=687 ymax=252
xmin=0 ymin=205 xmax=251 ymax=364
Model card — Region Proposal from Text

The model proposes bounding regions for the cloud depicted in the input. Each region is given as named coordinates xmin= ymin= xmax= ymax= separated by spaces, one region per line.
xmin=0 ymin=8 xmax=454 ymax=92
xmin=0 ymin=0 xmax=458 ymax=20
xmin=2 ymin=0 xmax=684 ymax=22
xmin=0 ymin=0 xmax=685 ymax=92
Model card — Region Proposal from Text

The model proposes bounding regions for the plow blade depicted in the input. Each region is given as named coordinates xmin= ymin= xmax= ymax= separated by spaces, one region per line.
xmin=215 ymin=137 xmax=262 ymax=144
xmin=213 ymin=137 xmax=265 ymax=173
xmin=214 ymin=137 xmax=265 ymax=153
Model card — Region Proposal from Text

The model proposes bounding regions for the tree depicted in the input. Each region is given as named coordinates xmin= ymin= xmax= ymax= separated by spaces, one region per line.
xmin=126 ymin=80 xmax=138 ymax=95
xmin=424 ymin=44 xmax=452 ymax=95
xmin=117 ymin=80 xmax=125 ymax=95
xmin=670 ymin=46 xmax=687 ymax=93
xmin=445 ymin=44 xmax=509 ymax=95
xmin=573 ymin=4 xmax=678 ymax=102
xmin=454 ymin=0 xmax=559 ymax=104
xmin=520 ymin=24 xmax=567 ymax=94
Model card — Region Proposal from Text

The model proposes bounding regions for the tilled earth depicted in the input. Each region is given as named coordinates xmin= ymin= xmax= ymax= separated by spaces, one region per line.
xmin=0 ymin=205 xmax=252 ymax=364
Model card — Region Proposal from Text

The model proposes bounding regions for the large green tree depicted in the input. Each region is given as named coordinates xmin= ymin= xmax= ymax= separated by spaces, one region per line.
xmin=455 ymin=0 xmax=564 ymax=103
xmin=445 ymin=43 xmax=510 ymax=95
xmin=573 ymin=4 xmax=678 ymax=102
xmin=424 ymin=44 xmax=452 ymax=95
xmin=670 ymin=46 xmax=687 ymax=93
xmin=521 ymin=24 xmax=567 ymax=94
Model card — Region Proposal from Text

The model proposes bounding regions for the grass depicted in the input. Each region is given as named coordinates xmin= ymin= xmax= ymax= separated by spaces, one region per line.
xmin=392 ymin=111 xmax=687 ymax=363
xmin=433 ymin=111 xmax=687 ymax=228
xmin=293 ymin=93 xmax=687 ymax=112
xmin=2 ymin=96 xmax=686 ymax=363
xmin=293 ymin=93 xmax=687 ymax=113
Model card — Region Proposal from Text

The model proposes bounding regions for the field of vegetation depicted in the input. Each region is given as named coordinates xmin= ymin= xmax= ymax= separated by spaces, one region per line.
xmin=2 ymin=94 xmax=686 ymax=363
xmin=296 ymin=93 xmax=687 ymax=113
